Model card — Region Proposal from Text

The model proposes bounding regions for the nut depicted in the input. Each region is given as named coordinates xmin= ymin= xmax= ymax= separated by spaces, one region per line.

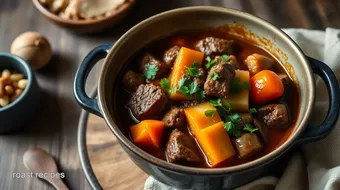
xmin=0 ymin=95 xmax=9 ymax=107
xmin=10 ymin=89 xmax=23 ymax=102
xmin=4 ymin=85 xmax=14 ymax=95
xmin=10 ymin=74 xmax=24 ymax=82
xmin=18 ymin=79 xmax=28 ymax=89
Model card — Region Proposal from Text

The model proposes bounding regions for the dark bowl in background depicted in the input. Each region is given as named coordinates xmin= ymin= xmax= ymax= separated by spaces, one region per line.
xmin=0 ymin=53 xmax=40 ymax=134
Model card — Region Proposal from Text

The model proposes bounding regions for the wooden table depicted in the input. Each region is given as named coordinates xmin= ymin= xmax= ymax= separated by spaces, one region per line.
xmin=0 ymin=0 xmax=339 ymax=189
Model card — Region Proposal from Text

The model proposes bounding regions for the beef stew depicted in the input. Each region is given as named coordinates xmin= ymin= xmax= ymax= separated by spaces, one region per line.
xmin=116 ymin=29 xmax=299 ymax=168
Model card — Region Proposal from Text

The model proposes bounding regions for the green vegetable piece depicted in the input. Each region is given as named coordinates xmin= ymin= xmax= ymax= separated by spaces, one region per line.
xmin=189 ymin=81 xmax=199 ymax=95
xmin=210 ymin=72 xmax=219 ymax=81
xmin=223 ymin=121 xmax=241 ymax=137
xmin=160 ymin=78 xmax=170 ymax=91
xmin=204 ymin=110 xmax=215 ymax=117
xmin=143 ymin=64 xmax=159 ymax=81
xmin=249 ymin=108 xmax=257 ymax=114
xmin=185 ymin=62 xmax=201 ymax=77
xmin=228 ymin=113 xmax=241 ymax=123
xmin=243 ymin=123 xmax=259 ymax=133
xmin=221 ymin=55 xmax=230 ymax=62
xmin=205 ymin=56 xmax=217 ymax=69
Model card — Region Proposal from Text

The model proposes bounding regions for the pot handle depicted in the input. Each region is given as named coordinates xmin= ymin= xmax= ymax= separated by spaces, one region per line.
xmin=74 ymin=44 xmax=112 ymax=117
xmin=296 ymin=57 xmax=340 ymax=144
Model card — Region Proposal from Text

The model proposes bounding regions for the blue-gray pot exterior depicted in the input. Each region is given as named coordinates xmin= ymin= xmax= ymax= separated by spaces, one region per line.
xmin=0 ymin=53 xmax=40 ymax=133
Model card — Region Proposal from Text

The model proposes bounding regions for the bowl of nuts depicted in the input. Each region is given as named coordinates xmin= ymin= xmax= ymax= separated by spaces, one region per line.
xmin=32 ymin=0 xmax=135 ymax=33
xmin=0 ymin=52 xmax=40 ymax=133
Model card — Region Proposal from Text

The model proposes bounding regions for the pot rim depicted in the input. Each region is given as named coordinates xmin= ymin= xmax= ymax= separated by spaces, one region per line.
xmin=98 ymin=6 xmax=314 ymax=174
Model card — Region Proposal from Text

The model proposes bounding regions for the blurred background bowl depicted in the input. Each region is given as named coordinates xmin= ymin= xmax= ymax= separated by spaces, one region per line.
xmin=0 ymin=53 xmax=40 ymax=134
xmin=32 ymin=0 xmax=135 ymax=33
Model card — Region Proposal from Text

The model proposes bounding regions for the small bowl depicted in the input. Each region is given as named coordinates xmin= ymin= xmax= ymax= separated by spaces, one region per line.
xmin=0 ymin=53 xmax=40 ymax=134
xmin=32 ymin=0 xmax=135 ymax=33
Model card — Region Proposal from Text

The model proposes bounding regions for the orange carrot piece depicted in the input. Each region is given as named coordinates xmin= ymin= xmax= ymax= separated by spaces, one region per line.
xmin=198 ymin=122 xmax=236 ymax=167
xmin=130 ymin=120 xmax=164 ymax=149
xmin=184 ymin=102 xmax=222 ymax=135
xmin=169 ymin=47 xmax=204 ymax=100
xmin=249 ymin=70 xmax=284 ymax=104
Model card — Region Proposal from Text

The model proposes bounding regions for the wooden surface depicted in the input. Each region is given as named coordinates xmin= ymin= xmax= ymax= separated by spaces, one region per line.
xmin=86 ymin=114 xmax=148 ymax=190
xmin=0 ymin=0 xmax=340 ymax=190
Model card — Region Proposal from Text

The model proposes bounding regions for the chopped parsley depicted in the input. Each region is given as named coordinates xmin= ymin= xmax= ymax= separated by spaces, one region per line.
xmin=243 ymin=123 xmax=259 ymax=133
xmin=209 ymin=98 xmax=232 ymax=117
xmin=143 ymin=64 xmax=158 ymax=81
xmin=176 ymin=77 xmax=205 ymax=99
xmin=223 ymin=121 xmax=241 ymax=137
xmin=210 ymin=72 xmax=219 ymax=81
xmin=221 ymin=55 xmax=230 ymax=62
xmin=185 ymin=62 xmax=201 ymax=77
xmin=227 ymin=113 xmax=241 ymax=123
xmin=204 ymin=110 xmax=215 ymax=117
xmin=230 ymin=77 xmax=251 ymax=94
xmin=160 ymin=78 xmax=171 ymax=96
xmin=249 ymin=108 xmax=258 ymax=114
xmin=205 ymin=56 xmax=217 ymax=69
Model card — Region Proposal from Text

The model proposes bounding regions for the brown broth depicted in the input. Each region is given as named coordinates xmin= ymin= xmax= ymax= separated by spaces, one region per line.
xmin=114 ymin=29 xmax=300 ymax=168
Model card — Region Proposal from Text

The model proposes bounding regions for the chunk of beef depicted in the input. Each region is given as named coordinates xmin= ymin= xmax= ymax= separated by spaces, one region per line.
xmin=122 ymin=70 xmax=145 ymax=92
xmin=215 ymin=55 xmax=245 ymax=70
xmin=253 ymin=118 xmax=268 ymax=143
xmin=166 ymin=129 xmax=201 ymax=164
xmin=196 ymin=37 xmax=235 ymax=56
xmin=238 ymin=113 xmax=253 ymax=127
xmin=257 ymin=104 xmax=290 ymax=128
xmin=137 ymin=53 xmax=169 ymax=79
xmin=163 ymin=45 xmax=180 ymax=67
xmin=232 ymin=133 xmax=263 ymax=158
xmin=128 ymin=84 xmax=168 ymax=120
xmin=204 ymin=62 xmax=235 ymax=98
xmin=179 ymin=100 xmax=203 ymax=108
xmin=162 ymin=106 xmax=186 ymax=129
xmin=244 ymin=53 xmax=274 ymax=75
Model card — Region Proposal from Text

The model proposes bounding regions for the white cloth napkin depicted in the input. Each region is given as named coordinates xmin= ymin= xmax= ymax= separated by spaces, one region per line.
xmin=144 ymin=28 xmax=340 ymax=190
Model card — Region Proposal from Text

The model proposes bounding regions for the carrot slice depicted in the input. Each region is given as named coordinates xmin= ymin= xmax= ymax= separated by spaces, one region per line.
xmin=249 ymin=70 xmax=284 ymax=104
xmin=184 ymin=102 xmax=222 ymax=135
xmin=198 ymin=122 xmax=236 ymax=167
xmin=130 ymin=120 xmax=164 ymax=149
xmin=169 ymin=47 xmax=204 ymax=100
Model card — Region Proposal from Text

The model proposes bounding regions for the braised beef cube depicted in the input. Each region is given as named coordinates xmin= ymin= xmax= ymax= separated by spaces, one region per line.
xmin=253 ymin=118 xmax=269 ymax=143
xmin=204 ymin=62 xmax=235 ymax=98
xmin=162 ymin=106 xmax=186 ymax=129
xmin=166 ymin=129 xmax=201 ymax=164
xmin=150 ymin=79 xmax=161 ymax=87
xmin=257 ymin=104 xmax=290 ymax=128
xmin=128 ymin=84 xmax=168 ymax=120
xmin=137 ymin=53 xmax=169 ymax=80
xmin=163 ymin=45 xmax=180 ymax=67
xmin=238 ymin=113 xmax=253 ymax=127
xmin=196 ymin=37 xmax=235 ymax=56
xmin=278 ymin=74 xmax=290 ymax=87
xmin=122 ymin=70 xmax=144 ymax=92
xmin=179 ymin=100 xmax=203 ymax=108
xmin=244 ymin=53 xmax=274 ymax=75
xmin=215 ymin=55 xmax=245 ymax=70
xmin=232 ymin=133 xmax=263 ymax=158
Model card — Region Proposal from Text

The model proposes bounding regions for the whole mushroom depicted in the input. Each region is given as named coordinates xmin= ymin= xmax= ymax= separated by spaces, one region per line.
xmin=11 ymin=32 xmax=52 ymax=70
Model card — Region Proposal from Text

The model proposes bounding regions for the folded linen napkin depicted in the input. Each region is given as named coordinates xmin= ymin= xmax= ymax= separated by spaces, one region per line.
xmin=144 ymin=28 xmax=340 ymax=190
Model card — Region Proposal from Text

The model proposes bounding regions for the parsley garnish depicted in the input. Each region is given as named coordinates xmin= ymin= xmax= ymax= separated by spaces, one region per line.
xmin=205 ymin=56 xmax=217 ymax=69
xmin=160 ymin=78 xmax=170 ymax=90
xmin=143 ymin=64 xmax=158 ymax=81
xmin=227 ymin=113 xmax=241 ymax=123
xmin=209 ymin=98 xmax=232 ymax=113
xmin=223 ymin=121 xmax=241 ymax=137
xmin=221 ymin=55 xmax=230 ymax=62
xmin=185 ymin=62 xmax=201 ymax=77
xmin=249 ymin=108 xmax=257 ymax=114
xmin=176 ymin=77 xmax=205 ymax=99
xmin=160 ymin=78 xmax=171 ymax=96
xmin=210 ymin=72 xmax=219 ymax=81
xmin=204 ymin=110 xmax=215 ymax=117
xmin=230 ymin=77 xmax=251 ymax=94
xmin=243 ymin=123 xmax=259 ymax=133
